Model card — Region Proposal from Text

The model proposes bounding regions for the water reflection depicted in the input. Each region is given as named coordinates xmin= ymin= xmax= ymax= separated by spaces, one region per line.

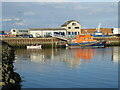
xmin=15 ymin=49 xmax=56 ymax=64
xmin=15 ymin=48 xmax=97 ymax=69
xmin=15 ymin=47 xmax=119 ymax=68
xmin=61 ymin=49 xmax=95 ymax=68
xmin=112 ymin=47 xmax=120 ymax=62
xmin=14 ymin=47 xmax=118 ymax=88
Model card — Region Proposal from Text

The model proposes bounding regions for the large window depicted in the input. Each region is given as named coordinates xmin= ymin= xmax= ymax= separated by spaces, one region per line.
xmin=60 ymin=32 xmax=65 ymax=36
xmin=23 ymin=30 xmax=28 ymax=32
xmin=75 ymin=27 xmax=79 ymax=29
xmin=72 ymin=32 xmax=74 ymax=35
xmin=75 ymin=32 xmax=77 ymax=35
xmin=68 ymin=27 xmax=71 ymax=29
xmin=68 ymin=32 xmax=71 ymax=35
xmin=13 ymin=30 xmax=16 ymax=32
xmin=19 ymin=30 xmax=22 ymax=32
xmin=19 ymin=30 xmax=28 ymax=32
xmin=54 ymin=32 xmax=59 ymax=36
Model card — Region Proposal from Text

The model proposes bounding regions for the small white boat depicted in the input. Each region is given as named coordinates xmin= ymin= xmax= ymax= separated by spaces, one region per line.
xmin=27 ymin=45 xmax=42 ymax=49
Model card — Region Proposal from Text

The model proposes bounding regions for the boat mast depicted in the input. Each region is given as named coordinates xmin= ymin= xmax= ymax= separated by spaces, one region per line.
xmin=97 ymin=23 xmax=101 ymax=32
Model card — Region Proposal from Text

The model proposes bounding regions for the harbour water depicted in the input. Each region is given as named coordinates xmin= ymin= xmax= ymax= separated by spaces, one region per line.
xmin=14 ymin=47 xmax=119 ymax=88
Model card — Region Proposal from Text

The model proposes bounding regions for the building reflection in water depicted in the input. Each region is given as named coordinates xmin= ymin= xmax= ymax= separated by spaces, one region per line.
xmin=112 ymin=47 xmax=120 ymax=62
xmin=15 ymin=48 xmax=95 ymax=69
xmin=15 ymin=49 xmax=57 ymax=64
xmin=15 ymin=47 xmax=119 ymax=68
xmin=62 ymin=49 xmax=95 ymax=68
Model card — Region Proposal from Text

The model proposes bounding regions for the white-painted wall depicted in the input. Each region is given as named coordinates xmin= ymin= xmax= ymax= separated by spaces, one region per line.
xmin=10 ymin=29 xmax=17 ymax=35
xmin=30 ymin=31 xmax=42 ymax=37
xmin=61 ymin=21 xmax=81 ymax=35
xmin=113 ymin=28 xmax=120 ymax=34
xmin=29 ymin=30 xmax=67 ymax=37
xmin=10 ymin=29 xmax=29 ymax=35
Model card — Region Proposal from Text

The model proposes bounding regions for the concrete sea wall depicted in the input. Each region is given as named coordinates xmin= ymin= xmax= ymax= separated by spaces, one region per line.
xmin=2 ymin=38 xmax=60 ymax=48
xmin=94 ymin=37 xmax=120 ymax=46
xmin=1 ymin=37 xmax=120 ymax=48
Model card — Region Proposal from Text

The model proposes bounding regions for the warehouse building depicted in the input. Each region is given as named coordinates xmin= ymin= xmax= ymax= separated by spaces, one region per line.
xmin=81 ymin=28 xmax=113 ymax=35
xmin=29 ymin=28 xmax=67 ymax=38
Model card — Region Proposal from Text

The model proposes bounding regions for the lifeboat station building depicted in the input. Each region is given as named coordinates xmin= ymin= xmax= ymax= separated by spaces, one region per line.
xmin=10 ymin=20 xmax=114 ymax=37
xmin=29 ymin=20 xmax=82 ymax=37
xmin=61 ymin=20 xmax=82 ymax=36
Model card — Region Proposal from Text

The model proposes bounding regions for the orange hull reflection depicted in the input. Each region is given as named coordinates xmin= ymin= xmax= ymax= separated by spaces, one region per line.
xmin=74 ymin=49 xmax=95 ymax=60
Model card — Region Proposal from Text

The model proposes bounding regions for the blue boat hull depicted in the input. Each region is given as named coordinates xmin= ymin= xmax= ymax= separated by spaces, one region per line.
xmin=68 ymin=40 xmax=106 ymax=48
xmin=90 ymin=34 xmax=111 ymax=37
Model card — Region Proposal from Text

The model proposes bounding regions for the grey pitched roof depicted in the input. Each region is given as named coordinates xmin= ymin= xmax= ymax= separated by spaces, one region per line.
xmin=61 ymin=20 xmax=80 ymax=27
xmin=29 ymin=28 xmax=66 ymax=31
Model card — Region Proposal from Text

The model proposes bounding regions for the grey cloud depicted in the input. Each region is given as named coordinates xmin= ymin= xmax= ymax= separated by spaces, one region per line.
xmin=2 ymin=17 xmax=22 ymax=22
xmin=54 ymin=5 xmax=66 ymax=8
xmin=2 ymin=2 xmax=118 ymax=30
xmin=23 ymin=11 xmax=35 ymax=16
xmin=14 ymin=22 xmax=27 ymax=26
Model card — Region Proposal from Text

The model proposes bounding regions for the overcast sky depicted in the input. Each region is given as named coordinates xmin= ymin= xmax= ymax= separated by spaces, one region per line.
xmin=2 ymin=0 xmax=120 ymax=2
xmin=2 ymin=1 xmax=118 ymax=31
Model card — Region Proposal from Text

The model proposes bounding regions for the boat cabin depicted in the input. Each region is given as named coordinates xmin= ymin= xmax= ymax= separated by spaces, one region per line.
xmin=72 ymin=34 xmax=97 ymax=43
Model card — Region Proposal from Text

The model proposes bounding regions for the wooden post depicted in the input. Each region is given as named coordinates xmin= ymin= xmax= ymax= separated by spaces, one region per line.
xmin=52 ymin=38 xmax=53 ymax=48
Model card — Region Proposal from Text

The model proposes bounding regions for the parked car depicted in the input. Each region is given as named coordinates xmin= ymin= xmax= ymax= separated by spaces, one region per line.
xmin=29 ymin=34 xmax=33 ymax=38
xmin=20 ymin=34 xmax=29 ymax=38
xmin=45 ymin=35 xmax=52 ymax=38
xmin=36 ymin=35 xmax=42 ymax=38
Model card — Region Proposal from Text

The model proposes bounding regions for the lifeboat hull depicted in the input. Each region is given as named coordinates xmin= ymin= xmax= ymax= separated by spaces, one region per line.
xmin=67 ymin=40 xmax=106 ymax=48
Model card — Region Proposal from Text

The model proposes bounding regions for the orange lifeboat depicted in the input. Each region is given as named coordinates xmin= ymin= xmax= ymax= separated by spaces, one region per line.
xmin=67 ymin=34 xmax=106 ymax=48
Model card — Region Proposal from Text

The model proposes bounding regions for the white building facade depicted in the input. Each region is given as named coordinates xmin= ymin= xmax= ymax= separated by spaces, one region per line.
xmin=113 ymin=28 xmax=120 ymax=35
xmin=10 ymin=20 xmax=82 ymax=37
xmin=29 ymin=28 xmax=67 ymax=38
xmin=10 ymin=29 xmax=29 ymax=35
xmin=61 ymin=20 xmax=82 ymax=36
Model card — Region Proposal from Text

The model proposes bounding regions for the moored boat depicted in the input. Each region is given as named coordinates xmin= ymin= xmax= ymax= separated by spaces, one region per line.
xmin=66 ymin=34 xmax=106 ymax=48
xmin=27 ymin=45 xmax=42 ymax=49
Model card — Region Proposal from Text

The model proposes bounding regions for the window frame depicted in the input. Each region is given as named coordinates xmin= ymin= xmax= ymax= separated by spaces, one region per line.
xmin=75 ymin=27 xmax=79 ymax=29
xmin=72 ymin=23 xmax=76 ymax=26
xmin=68 ymin=27 xmax=71 ymax=29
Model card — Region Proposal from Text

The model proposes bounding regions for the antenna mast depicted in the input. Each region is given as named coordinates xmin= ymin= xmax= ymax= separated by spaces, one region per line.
xmin=97 ymin=23 xmax=101 ymax=32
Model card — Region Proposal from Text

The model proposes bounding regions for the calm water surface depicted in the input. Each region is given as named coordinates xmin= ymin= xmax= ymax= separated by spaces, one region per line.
xmin=14 ymin=47 xmax=119 ymax=88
